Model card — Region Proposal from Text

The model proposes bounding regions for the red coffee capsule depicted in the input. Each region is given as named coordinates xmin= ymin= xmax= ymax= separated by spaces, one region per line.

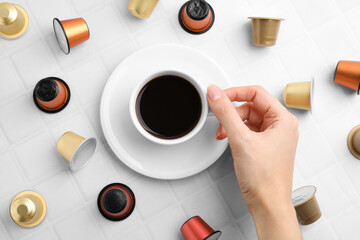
xmin=178 ymin=0 xmax=215 ymax=34
xmin=181 ymin=216 xmax=221 ymax=240
xmin=97 ymin=183 xmax=135 ymax=221
xmin=334 ymin=60 xmax=360 ymax=95
xmin=33 ymin=77 xmax=71 ymax=113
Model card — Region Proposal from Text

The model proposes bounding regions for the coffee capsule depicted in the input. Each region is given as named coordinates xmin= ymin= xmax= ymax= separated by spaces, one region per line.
xmin=0 ymin=2 xmax=29 ymax=39
xmin=292 ymin=185 xmax=321 ymax=225
xmin=10 ymin=191 xmax=47 ymax=228
xmin=348 ymin=124 xmax=360 ymax=159
xmin=97 ymin=183 xmax=136 ymax=221
xmin=56 ymin=131 xmax=97 ymax=171
xmin=178 ymin=0 xmax=215 ymax=35
xmin=128 ymin=0 xmax=158 ymax=19
xmin=181 ymin=216 xmax=221 ymax=240
xmin=283 ymin=79 xmax=313 ymax=111
xmin=53 ymin=18 xmax=90 ymax=54
xmin=248 ymin=17 xmax=284 ymax=46
xmin=33 ymin=77 xmax=71 ymax=114
xmin=334 ymin=60 xmax=360 ymax=95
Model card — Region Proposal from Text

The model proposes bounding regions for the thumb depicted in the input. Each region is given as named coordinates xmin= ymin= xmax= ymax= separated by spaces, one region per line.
xmin=207 ymin=85 xmax=248 ymax=140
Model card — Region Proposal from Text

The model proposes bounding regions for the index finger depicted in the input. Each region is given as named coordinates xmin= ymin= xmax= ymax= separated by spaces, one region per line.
xmin=224 ymin=86 xmax=286 ymax=115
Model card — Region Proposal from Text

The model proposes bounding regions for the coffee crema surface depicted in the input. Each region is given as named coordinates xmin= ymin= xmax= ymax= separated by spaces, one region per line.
xmin=136 ymin=75 xmax=202 ymax=139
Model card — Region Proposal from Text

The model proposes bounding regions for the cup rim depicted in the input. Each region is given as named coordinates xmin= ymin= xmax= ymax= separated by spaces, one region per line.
xmin=129 ymin=70 xmax=208 ymax=145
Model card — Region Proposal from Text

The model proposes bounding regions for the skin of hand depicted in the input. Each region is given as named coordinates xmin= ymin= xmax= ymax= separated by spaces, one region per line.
xmin=207 ymin=85 xmax=302 ymax=240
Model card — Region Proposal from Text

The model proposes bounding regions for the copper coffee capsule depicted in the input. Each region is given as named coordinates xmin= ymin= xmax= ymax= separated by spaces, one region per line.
xmin=292 ymin=185 xmax=321 ymax=225
xmin=181 ymin=216 xmax=221 ymax=240
xmin=53 ymin=17 xmax=90 ymax=54
xmin=97 ymin=183 xmax=136 ymax=221
xmin=0 ymin=2 xmax=29 ymax=39
xmin=334 ymin=60 xmax=360 ymax=95
xmin=348 ymin=124 xmax=360 ymax=159
xmin=33 ymin=77 xmax=70 ymax=113
xmin=10 ymin=191 xmax=47 ymax=228
xmin=178 ymin=0 xmax=215 ymax=35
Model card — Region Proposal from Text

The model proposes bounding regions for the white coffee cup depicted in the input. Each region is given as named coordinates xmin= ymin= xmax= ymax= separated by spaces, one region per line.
xmin=129 ymin=70 xmax=212 ymax=145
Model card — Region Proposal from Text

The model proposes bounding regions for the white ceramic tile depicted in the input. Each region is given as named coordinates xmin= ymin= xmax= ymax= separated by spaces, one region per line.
xmin=169 ymin=171 xmax=209 ymax=200
xmin=147 ymin=207 xmax=184 ymax=240
xmin=72 ymin=149 xmax=119 ymax=201
xmin=219 ymin=224 xmax=244 ymax=240
xmin=28 ymin=0 xmax=74 ymax=33
xmin=238 ymin=214 xmax=257 ymax=240
xmin=296 ymin=127 xmax=337 ymax=179
xmin=0 ymin=153 xmax=24 ymax=200
xmin=130 ymin=177 xmax=174 ymax=220
xmin=84 ymin=4 xmax=128 ymax=51
xmin=44 ymin=33 xmax=95 ymax=70
xmin=312 ymin=19 xmax=360 ymax=66
xmin=0 ymin=95 xmax=43 ymax=143
xmin=207 ymin=147 xmax=234 ymax=182
xmin=182 ymin=188 xmax=232 ymax=229
xmin=11 ymin=41 xmax=58 ymax=89
xmin=84 ymin=103 xmax=106 ymax=144
xmin=291 ymin=0 xmax=339 ymax=31
xmin=330 ymin=207 xmax=360 ymax=240
xmin=120 ymin=227 xmax=150 ymax=240
xmin=334 ymin=0 xmax=360 ymax=13
xmin=100 ymin=39 xmax=138 ymax=73
xmin=88 ymin=199 xmax=140 ymax=239
xmin=217 ymin=174 xmax=249 ymax=220
xmin=342 ymin=157 xmax=360 ymax=196
xmin=13 ymin=132 xmax=63 ymax=182
xmin=54 ymin=209 xmax=104 ymax=240
xmin=111 ymin=0 xmax=164 ymax=35
xmin=50 ymin=113 xmax=97 ymax=143
xmin=68 ymin=0 xmax=107 ymax=14
xmin=0 ymin=129 xmax=9 ymax=154
xmin=320 ymin=110 xmax=360 ymax=161
xmin=34 ymin=171 xmax=82 ymax=220
xmin=134 ymin=22 xmax=178 ymax=48
xmin=311 ymin=73 xmax=350 ymax=123
xmin=66 ymin=59 xmax=109 ymax=107
xmin=0 ymin=59 xmax=24 ymax=103
xmin=26 ymin=228 xmax=58 ymax=240
xmin=0 ymin=218 xmax=10 ymax=240
xmin=278 ymin=36 xmax=329 ymax=81
xmin=302 ymin=218 xmax=337 ymax=240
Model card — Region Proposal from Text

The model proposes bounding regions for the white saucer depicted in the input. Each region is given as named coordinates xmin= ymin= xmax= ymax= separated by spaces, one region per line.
xmin=100 ymin=44 xmax=231 ymax=179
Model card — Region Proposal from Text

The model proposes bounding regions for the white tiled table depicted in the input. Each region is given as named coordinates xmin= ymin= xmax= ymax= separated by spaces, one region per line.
xmin=1 ymin=0 xmax=360 ymax=239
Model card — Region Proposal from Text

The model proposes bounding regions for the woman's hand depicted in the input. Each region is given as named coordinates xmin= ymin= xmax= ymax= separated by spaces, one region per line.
xmin=207 ymin=85 xmax=302 ymax=240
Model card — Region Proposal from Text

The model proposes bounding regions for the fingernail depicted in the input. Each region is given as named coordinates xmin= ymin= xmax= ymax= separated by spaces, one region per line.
xmin=207 ymin=85 xmax=222 ymax=101
xmin=215 ymin=127 xmax=221 ymax=139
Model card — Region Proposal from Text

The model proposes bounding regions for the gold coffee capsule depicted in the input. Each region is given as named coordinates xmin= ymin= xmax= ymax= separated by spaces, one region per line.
xmin=348 ymin=124 xmax=360 ymax=159
xmin=283 ymin=79 xmax=313 ymax=111
xmin=292 ymin=185 xmax=321 ymax=225
xmin=53 ymin=18 xmax=90 ymax=54
xmin=0 ymin=2 xmax=29 ymax=39
xmin=10 ymin=191 xmax=47 ymax=228
xmin=128 ymin=0 xmax=159 ymax=19
xmin=56 ymin=131 xmax=97 ymax=171
xmin=248 ymin=17 xmax=284 ymax=46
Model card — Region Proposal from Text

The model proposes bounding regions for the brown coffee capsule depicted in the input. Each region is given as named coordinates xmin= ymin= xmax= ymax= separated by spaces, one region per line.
xmin=33 ymin=77 xmax=70 ymax=113
xmin=334 ymin=60 xmax=360 ymax=95
xmin=53 ymin=18 xmax=90 ymax=54
xmin=0 ymin=2 xmax=29 ymax=39
xmin=128 ymin=0 xmax=158 ymax=19
xmin=292 ymin=185 xmax=321 ymax=225
xmin=348 ymin=124 xmax=360 ymax=159
xmin=10 ymin=191 xmax=47 ymax=228
xmin=248 ymin=17 xmax=284 ymax=46
xmin=178 ymin=0 xmax=215 ymax=35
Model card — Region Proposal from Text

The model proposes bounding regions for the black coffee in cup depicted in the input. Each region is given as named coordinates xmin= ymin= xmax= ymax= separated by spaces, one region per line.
xmin=136 ymin=75 xmax=202 ymax=139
